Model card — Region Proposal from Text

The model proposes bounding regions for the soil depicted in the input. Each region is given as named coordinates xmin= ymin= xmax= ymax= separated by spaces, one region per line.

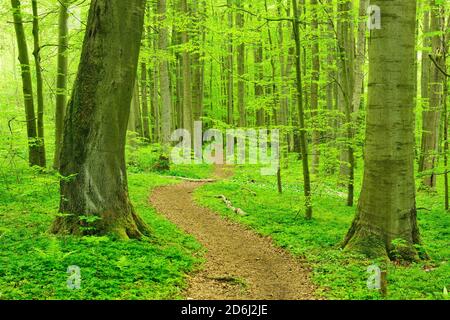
xmin=149 ymin=166 xmax=317 ymax=300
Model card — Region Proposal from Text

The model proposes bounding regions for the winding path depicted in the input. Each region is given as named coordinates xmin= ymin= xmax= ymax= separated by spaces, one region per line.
xmin=149 ymin=166 xmax=316 ymax=300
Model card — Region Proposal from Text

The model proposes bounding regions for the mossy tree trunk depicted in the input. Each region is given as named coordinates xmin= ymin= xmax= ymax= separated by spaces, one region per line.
xmin=10 ymin=0 xmax=41 ymax=167
xmin=343 ymin=0 xmax=421 ymax=261
xmin=51 ymin=0 xmax=149 ymax=239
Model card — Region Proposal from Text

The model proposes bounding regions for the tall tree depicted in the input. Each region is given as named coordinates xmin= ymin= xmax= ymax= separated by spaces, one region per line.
xmin=226 ymin=0 xmax=234 ymax=125
xmin=419 ymin=0 xmax=445 ymax=188
xmin=51 ymin=0 xmax=148 ymax=238
xmin=158 ymin=0 xmax=173 ymax=152
xmin=181 ymin=0 xmax=193 ymax=137
xmin=292 ymin=0 xmax=312 ymax=219
xmin=54 ymin=0 xmax=69 ymax=170
xmin=141 ymin=62 xmax=151 ymax=141
xmin=10 ymin=0 xmax=41 ymax=167
xmin=31 ymin=0 xmax=46 ymax=167
xmin=310 ymin=0 xmax=321 ymax=174
xmin=337 ymin=0 xmax=355 ymax=206
xmin=236 ymin=0 xmax=246 ymax=127
xmin=343 ymin=0 xmax=421 ymax=260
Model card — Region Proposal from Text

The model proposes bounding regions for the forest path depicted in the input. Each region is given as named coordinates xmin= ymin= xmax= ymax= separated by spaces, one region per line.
xmin=149 ymin=166 xmax=317 ymax=300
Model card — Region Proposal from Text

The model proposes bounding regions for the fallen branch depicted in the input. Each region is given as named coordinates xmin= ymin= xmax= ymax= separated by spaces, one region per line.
xmin=165 ymin=176 xmax=216 ymax=183
xmin=217 ymin=195 xmax=247 ymax=216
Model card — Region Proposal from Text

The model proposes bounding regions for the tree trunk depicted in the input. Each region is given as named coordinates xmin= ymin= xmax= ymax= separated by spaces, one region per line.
xmin=51 ymin=0 xmax=149 ymax=239
xmin=141 ymin=62 xmax=151 ymax=141
xmin=292 ymin=0 xmax=312 ymax=220
xmin=181 ymin=0 xmax=193 ymax=137
xmin=310 ymin=0 xmax=320 ymax=174
xmin=10 ymin=0 xmax=40 ymax=167
xmin=236 ymin=0 xmax=246 ymax=127
xmin=337 ymin=0 xmax=355 ymax=206
xmin=419 ymin=1 xmax=444 ymax=189
xmin=343 ymin=0 xmax=421 ymax=261
xmin=31 ymin=0 xmax=46 ymax=168
xmin=254 ymin=40 xmax=265 ymax=127
xmin=158 ymin=0 xmax=173 ymax=151
xmin=226 ymin=0 xmax=234 ymax=125
xmin=54 ymin=0 xmax=69 ymax=170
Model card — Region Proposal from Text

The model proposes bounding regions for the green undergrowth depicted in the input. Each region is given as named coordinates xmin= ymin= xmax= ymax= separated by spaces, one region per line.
xmin=0 ymin=160 xmax=204 ymax=300
xmin=195 ymin=160 xmax=449 ymax=300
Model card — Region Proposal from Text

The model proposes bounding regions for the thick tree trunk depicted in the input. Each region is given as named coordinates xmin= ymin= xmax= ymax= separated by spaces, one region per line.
xmin=292 ymin=0 xmax=312 ymax=220
xmin=343 ymin=0 xmax=421 ymax=261
xmin=51 ymin=0 xmax=148 ymax=239
xmin=11 ymin=0 xmax=40 ymax=167
xmin=54 ymin=0 xmax=69 ymax=170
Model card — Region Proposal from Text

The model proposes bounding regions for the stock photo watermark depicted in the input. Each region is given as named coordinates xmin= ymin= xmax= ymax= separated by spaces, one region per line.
xmin=170 ymin=121 xmax=280 ymax=176
xmin=67 ymin=265 xmax=81 ymax=290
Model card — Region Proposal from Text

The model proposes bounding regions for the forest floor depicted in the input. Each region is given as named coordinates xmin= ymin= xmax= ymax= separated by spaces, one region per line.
xmin=150 ymin=165 xmax=317 ymax=299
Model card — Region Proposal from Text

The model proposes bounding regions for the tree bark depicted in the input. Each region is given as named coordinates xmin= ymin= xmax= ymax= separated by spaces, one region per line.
xmin=343 ymin=0 xmax=421 ymax=261
xmin=31 ymin=0 xmax=46 ymax=168
xmin=337 ymin=0 xmax=355 ymax=206
xmin=226 ymin=0 xmax=234 ymax=125
xmin=141 ymin=62 xmax=151 ymax=141
xmin=54 ymin=0 xmax=69 ymax=170
xmin=419 ymin=1 xmax=445 ymax=189
xmin=10 ymin=0 xmax=40 ymax=167
xmin=181 ymin=0 xmax=193 ymax=137
xmin=310 ymin=0 xmax=320 ymax=174
xmin=51 ymin=0 xmax=149 ymax=239
xmin=292 ymin=0 xmax=312 ymax=220
xmin=236 ymin=0 xmax=246 ymax=127
xmin=158 ymin=0 xmax=173 ymax=151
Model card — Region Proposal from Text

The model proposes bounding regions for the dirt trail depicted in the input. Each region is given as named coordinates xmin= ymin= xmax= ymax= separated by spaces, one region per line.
xmin=149 ymin=166 xmax=316 ymax=300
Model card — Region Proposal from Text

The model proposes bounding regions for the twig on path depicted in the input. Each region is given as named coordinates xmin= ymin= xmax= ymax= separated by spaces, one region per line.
xmin=164 ymin=176 xmax=217 ymax=183
xmin=217 ymin=195 xmax=248 ymax=216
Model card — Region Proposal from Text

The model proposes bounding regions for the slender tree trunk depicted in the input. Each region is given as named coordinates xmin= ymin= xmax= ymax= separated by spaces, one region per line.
xmin=181 ymin=0 xmax=193 ymax=137
xmin=54 ymin=0 xmax=69 ymax=170
xmin=337 ymin=0 xmax=355 ymax=206
xmin=141 ymin=63 xmax=151 ymax=141
xmin=11 ymin=0 xmax=40 ymax=167
xmin=419 ymin=1 xmax=444 ymax=189
xmin=352 ymin=0 xmax=368 ymax=116
xmin=236 ymin=0 xmax=246 ymax=127
xmin=31 ymin=0 xmax=46 ymax=167
xmin=310 ymin=0 xmax=320 ymax=174
xmin=254 ymin=40 xmax=265 ymax=126
xmin=51 ymin=0 xmax=148 ymax=239
xmin=158 ymin=0 xmax=173 ymax=152
xmin=292 ymin=0 xmax=312 ymax=220
xmin=130 ymin=80 xmax=143 ymax=136
xmin=226 ymin=0 xmax=234 ymax=125
xmin=343 ymin=0 xmax=421 ymax=261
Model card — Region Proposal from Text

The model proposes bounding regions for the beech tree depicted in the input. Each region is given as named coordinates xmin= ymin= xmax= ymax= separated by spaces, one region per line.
xmin=343 ymin=0 xmax=421 ymax=260
xmin=51 ymin=0 xmax=149 ymax=239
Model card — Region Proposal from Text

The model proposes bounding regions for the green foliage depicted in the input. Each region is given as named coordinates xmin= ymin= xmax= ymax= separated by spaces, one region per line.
xmin=0 ymin=163 xmax=203 ymax=300
xmin=195 ymin=162 xmax=450 ymax=300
